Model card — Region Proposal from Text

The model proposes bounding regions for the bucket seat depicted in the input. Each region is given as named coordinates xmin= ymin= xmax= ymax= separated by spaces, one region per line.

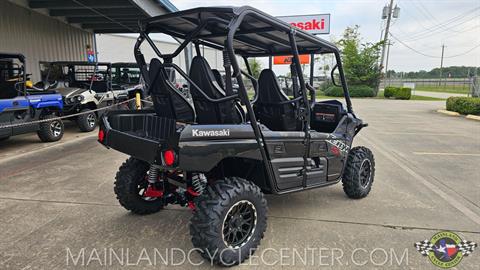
xmin=149 ymin=58 xmax=195 ymax=123
xmin=188 ymin=56 xmax=243 ymax=124
xmin=253 ymin=69 xmax=301 ymax=131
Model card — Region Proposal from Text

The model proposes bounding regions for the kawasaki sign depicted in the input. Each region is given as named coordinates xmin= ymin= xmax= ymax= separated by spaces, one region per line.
xmin=277 ymin=14 xmax=330 ymax=35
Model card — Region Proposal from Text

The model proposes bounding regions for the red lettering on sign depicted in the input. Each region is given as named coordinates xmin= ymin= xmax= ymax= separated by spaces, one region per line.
xmin=290 ymin=19 xmax=324 ymax=31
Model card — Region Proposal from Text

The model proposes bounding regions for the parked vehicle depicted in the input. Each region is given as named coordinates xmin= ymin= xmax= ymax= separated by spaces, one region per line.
xmin=111 ymin=62 xmax=145 ymax=107
xmin=98 ymin=6 xmax=375 ymax=266
xmin=39 ymin=61 xmax=130 ymax=132
xmin=0 ymin=53 xmax=64 ymax=142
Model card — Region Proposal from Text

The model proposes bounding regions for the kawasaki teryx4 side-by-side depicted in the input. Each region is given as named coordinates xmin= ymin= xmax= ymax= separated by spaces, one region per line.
xmin=38 ymin=61 xmax=130 ymax=132
xmin=0 ymin=53 xmax=64 ymax=142
xmin=98 ymin=6 xmax=375 ymax=266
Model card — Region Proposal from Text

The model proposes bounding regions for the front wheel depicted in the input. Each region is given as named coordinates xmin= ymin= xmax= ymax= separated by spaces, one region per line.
xmin=37 ymin=114 xmax=64 ymax=142
xmin=342 ymin=146 xmax=375 ymax=199
xmin=77 ymin=109 xmax=97 ymax=132
xmin=190 ymin=177 xmax=267 ymax=266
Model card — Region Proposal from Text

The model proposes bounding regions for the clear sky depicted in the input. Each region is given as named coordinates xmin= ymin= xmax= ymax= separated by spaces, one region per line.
xmin=172 ymin=0 xmax=480 ymax=72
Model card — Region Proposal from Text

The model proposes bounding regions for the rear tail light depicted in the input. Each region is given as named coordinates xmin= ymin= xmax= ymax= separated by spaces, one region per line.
xmin=98 ymin=129 xmax=105 ymax=142
xmin=163 ymin=149 xmax=176 ymax=166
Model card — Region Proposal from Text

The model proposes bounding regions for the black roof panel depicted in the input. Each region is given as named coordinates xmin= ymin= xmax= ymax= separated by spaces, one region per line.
xmin=142 ymin=6 xmax=338 ymax=57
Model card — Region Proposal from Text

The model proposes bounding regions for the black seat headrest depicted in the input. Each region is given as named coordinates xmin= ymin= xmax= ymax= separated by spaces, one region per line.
xmin=189 ymin=56 xmax=226 ymax=99
xmin=257 ymin=69 xmax=290 ymax=103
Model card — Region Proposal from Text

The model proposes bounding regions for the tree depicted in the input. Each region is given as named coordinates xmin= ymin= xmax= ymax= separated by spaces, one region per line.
xmin=248 ymin=58 xmax=262 ymax=79
xmin=337 ymin=25 xmax=383 ymax=91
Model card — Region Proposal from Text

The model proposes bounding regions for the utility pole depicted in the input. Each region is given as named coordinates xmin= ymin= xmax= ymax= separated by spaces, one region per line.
xmin=379 ymin=0 xmax=394 ymax=73
xmin=439 ymin=44 xmax=445 ymax=86
xmin=385 ymin=40 xmax=392 ymax=86
xmin=378 ymin=0 xmax=399 ymax=92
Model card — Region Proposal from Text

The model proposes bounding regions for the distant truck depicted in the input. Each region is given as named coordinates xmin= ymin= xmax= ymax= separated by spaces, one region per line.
xmin=0 ymin=53 xmax=64 ymax=142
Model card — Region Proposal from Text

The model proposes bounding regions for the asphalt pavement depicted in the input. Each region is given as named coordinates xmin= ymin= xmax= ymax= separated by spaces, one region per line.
xmin=0 ymin=99 xmax=479 ymax=269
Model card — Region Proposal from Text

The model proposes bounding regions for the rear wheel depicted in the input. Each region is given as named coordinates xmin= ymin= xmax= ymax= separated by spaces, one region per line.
xmin=114 ymin=157 xmax=164 ymax=215
xmin=77 ymin=109 xmax=97 ymax=132
xmin=190 ymin=177 xmax=267 ymax=266
xmin=37 ymin=114 xmax=64 ymax=142
xmin=342 ymin=146 xmax=375 ymax=199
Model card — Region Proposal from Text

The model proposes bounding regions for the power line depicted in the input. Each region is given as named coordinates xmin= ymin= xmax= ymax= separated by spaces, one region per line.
xmin=393 ymin=6 xmax=480 ymax=41
xmin=390 ymin=33 xmax=480 ymax=59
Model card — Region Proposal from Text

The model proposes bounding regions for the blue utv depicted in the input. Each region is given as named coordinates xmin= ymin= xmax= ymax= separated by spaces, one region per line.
xmin=0 ymin=53 xmax=64 ymax=142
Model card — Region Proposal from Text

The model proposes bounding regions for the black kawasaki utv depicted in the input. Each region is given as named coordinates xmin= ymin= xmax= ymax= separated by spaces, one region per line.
xmin=99 ymin=6 xmax=375 ymax=266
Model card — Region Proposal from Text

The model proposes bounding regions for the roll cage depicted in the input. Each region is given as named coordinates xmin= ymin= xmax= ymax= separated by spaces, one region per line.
xmin=40 ymin=61 xmax=113 ymax=91
xmin=133 ymin=6 xmax=354 ymax=181
xmin=0 ymin=53 xmax=28 ymax=98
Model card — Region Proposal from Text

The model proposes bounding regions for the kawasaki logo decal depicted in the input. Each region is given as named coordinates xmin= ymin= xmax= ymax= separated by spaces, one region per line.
xmin=192 ymin=129 xmax=230 ymax=137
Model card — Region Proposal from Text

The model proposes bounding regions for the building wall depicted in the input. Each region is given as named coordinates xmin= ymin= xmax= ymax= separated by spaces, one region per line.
xmin=96 ymin=34 xmax=223 ymax=72
xmin=0 ymin=1 xmax=94 ymax=82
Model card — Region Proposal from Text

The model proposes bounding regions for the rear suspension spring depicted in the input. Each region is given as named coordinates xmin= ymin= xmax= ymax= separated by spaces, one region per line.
xmin=148 ymin=165 xmax=159 ymax=184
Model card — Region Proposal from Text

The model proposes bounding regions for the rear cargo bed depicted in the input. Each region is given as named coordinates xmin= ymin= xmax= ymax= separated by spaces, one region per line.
xmin=100 ymin=110 xmax=177 ymax=163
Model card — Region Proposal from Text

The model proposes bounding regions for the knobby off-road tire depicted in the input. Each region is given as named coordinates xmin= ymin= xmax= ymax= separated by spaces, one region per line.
xmin=342 ymin=146 xmax=375 ymax=199
xmin=77 ymin=109 xmax=97 ymax=132
xmin=37 ymin=114 xmax=64 ymax=142
xmin=114 ymin=157 xmax=164 ymax=215
xmin=190 ymin=177 xmax=267 ymax=266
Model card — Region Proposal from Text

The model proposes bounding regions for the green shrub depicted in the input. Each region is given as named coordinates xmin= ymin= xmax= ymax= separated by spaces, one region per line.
xmin=324 ymin=85 xmax=375 ymax=97
xmin=383 ymin=86 xmax=412 ymax=100
xmin=395 ymin=87 xmax=412 ymax=100
xmin=349 ymin=85 xmax=375 ymax=97
xmin=384 ymin=86 xmax=397 ymax=98
xmin=324 ymin=86 xmax=344 ymax=97
xmin=446 ymin=97 xmax=480 ymax=115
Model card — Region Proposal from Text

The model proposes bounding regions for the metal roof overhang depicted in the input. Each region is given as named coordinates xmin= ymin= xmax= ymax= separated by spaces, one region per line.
xmin=27 ymin=0 xmax=178 ymax=33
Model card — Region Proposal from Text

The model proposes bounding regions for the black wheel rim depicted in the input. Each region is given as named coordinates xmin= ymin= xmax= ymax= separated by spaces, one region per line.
xmin=50 ymin=121 xmax=62 ymax=137
xmin=359 ymin=159 xmax=372 ymax=188
xmin=222 ymin=200 xmax=257 ymax=249
xmin=87 ymin=113 xmax=96 ymax=128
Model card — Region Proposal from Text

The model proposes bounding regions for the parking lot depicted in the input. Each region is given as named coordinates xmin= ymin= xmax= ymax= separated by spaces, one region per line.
xmin=0 ymin=99 xmax=479 ymax=269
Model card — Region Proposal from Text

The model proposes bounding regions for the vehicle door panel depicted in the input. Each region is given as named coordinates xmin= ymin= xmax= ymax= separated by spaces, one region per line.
xmin=263 ymin=131 xmax=305 ymax=190
xmin=9 ymin=97 xmax=38 ymax=135
xmin=306 ymin=132 xmax=329 ymax=186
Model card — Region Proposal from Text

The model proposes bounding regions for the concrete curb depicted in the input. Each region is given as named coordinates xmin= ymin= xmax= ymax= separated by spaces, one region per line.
xmin=437 ymin=109 xmax=460 ymax=116
xmin=466 ymin=114 xmax=480 ymax=121
xmin=436 ymin=109 xmax=480 ymax=121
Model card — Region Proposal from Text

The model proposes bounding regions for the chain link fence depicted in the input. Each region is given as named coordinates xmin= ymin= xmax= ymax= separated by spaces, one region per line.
xmin=380 ymin=77 xmax=480 ymax=97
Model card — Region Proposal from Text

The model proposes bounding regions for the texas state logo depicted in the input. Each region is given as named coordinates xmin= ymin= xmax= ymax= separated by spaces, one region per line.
xmin=414 ymin=231 xmax=477 ymax=268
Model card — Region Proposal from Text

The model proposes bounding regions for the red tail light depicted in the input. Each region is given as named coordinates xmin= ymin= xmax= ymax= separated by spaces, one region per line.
xmin=98 ymin=129 xmax=105 ymax=142
xmin=163 ymin=149 xmax=176 ymax=166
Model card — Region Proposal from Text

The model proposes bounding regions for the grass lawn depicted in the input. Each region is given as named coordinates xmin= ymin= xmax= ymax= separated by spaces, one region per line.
xmin=376 ymin=91 xmax=445 ymax=101
xmin=413 ymin=84 xmax=470 ymax=94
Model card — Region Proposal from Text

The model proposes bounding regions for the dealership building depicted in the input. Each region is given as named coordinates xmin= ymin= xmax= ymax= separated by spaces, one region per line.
xmin=1 ymin=0 xmax=222 ymax=82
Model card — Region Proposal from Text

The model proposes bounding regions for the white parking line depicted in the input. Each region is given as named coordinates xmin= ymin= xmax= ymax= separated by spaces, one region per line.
xmin=413 ymin=152 xmax=480 ymax=157
xmin=359 ymin=136 xmax=480 ymax=226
